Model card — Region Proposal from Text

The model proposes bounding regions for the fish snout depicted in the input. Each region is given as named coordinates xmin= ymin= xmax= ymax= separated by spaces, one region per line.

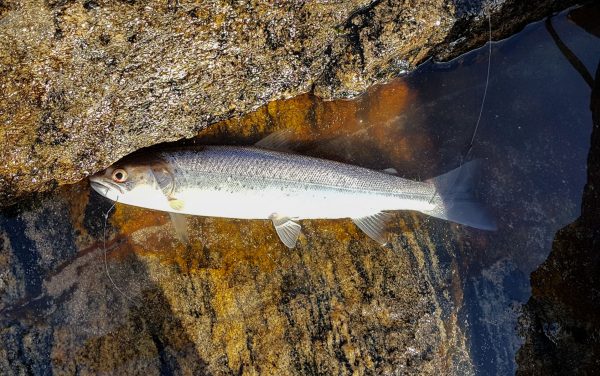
xmin=89 ymin=175 xmax=124 ymax=200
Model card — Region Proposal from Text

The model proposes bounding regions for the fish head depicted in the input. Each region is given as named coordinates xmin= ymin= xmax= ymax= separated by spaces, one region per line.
xmin=89 ymin=154 xmax=174 ymax=208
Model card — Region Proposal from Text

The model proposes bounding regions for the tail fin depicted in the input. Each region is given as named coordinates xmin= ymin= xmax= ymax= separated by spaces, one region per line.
xmin=422 ymin=160 xmax=497 ymax=230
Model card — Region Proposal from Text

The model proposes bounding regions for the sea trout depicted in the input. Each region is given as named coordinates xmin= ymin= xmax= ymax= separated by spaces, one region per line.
xmin=90 ymin=145 xmax=495 ymax=248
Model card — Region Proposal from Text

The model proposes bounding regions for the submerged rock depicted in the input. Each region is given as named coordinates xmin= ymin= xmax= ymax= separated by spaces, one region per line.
xmin=0 ymin=0 xmax=578 ymax=205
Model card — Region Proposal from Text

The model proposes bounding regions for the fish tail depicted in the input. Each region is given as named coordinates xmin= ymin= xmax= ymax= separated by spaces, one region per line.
xmin=422 ymin=160 xmax=497 ymax=230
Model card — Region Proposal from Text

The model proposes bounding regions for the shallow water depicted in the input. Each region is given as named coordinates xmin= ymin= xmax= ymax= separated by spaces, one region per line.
xmin=1 ymin=5 xmax=599 ymax=375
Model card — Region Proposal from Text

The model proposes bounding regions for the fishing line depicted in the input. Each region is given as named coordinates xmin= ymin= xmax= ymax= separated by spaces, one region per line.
xmin=429 ymin=4 xmax=492 ymax=204
xmin=466 ymin=4 xmax=493 ymax=161
xmin=103 ymin=196 xmax=138 ymax=306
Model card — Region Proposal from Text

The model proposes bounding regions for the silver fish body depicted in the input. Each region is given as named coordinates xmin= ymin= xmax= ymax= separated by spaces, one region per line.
xmin=161 ymin=146 xmax=435 ymax=219
xmin=90 ymin=146 xmax=495 ymax=247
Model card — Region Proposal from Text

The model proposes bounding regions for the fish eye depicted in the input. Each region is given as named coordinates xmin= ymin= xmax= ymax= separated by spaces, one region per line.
xmin=112 ymin=169 xmax=128 ymax=183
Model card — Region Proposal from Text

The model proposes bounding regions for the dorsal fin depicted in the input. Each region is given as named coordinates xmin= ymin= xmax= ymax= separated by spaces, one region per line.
xmin=255 ymin=129 xmax=300 ymax=152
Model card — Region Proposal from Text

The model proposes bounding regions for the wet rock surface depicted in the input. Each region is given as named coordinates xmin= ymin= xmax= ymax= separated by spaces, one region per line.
xmin=0 ymin=0 xmax=580 ymax=205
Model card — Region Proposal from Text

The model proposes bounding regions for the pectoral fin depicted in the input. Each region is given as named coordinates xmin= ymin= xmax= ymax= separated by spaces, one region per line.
xmin=352 ymin=212 xmax=393 ymax=245
xmin=169 ymin=212 xmax=189 ymax=245
xmin=271 ymin=215 xmax=302 ymax=249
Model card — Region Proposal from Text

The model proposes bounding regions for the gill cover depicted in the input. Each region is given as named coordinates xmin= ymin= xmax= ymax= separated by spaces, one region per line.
xmin=149 ymin=164 xmax=175 ymax=196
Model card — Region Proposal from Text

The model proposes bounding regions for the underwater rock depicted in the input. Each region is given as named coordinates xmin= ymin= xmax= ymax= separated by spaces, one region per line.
xmin=0 ymin=0 xmax=579 ymax=205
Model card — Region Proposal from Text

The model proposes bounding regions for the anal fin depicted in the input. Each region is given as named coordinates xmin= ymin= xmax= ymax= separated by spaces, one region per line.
xmin=271 ymin=215 xmax=302 ymax=249
xmin=352 ymin=212 xmax=393 ymax=245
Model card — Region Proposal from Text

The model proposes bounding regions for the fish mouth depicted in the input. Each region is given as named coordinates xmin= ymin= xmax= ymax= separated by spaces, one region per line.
xmin=90 ymin=181 xmax=109 ymax=196
xmin=89 ymin=177 xmax=124 ymax=199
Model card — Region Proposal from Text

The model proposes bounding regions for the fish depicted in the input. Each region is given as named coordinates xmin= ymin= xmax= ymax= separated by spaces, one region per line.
xmin=89 ymin=142 xmax=496 ymax=248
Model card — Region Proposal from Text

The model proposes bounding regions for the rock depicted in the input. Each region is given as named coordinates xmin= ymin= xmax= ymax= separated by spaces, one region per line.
xmin=0 ymin=0 xmax=579 ymax=206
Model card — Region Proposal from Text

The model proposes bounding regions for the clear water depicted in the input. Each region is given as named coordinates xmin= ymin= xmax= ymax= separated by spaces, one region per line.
xmin=1 ymin=5 xmax=598 ymax=375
